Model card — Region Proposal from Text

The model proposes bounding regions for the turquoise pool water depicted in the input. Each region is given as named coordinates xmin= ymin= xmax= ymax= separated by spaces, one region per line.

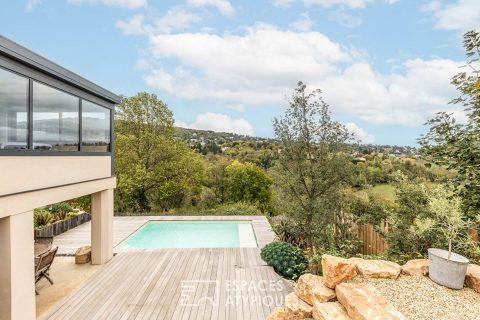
xmin=117 ymin=221 xmax=258 ymax=249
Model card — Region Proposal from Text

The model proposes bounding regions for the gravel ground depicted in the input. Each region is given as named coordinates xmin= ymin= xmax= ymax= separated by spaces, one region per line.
xmin=349 ymin=276 xmax=480 ymax=320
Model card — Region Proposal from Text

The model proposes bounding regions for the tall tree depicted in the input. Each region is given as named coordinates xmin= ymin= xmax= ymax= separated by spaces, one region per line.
xmin=419 ymin=30 xmax=480 ymax=220
xmin=114 ymin=92 xmax=204 ymax=212
xmin=223 ymin=160 xmax=272 ymax=211
xmin=271 ymin=82 xmax=354 ymax=250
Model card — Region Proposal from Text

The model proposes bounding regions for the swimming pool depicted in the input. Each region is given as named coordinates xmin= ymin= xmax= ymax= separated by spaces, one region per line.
xmin=117 ymin=221 xmax=258 ymax=249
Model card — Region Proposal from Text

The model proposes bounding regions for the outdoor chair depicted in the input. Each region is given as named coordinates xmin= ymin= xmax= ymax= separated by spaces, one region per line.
xmin=35 ymin=246 xmax=58 ymax=295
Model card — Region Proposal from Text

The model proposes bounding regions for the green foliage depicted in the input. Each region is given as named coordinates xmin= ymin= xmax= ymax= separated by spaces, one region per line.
xmin=172 ymin=202 xmax=263 ymax=216
xmin=429 ymin=185 xmax=472 ymax=258
xmin=385 ymin=174 xmax=440 ymax=261
xmin=223 ymin=160 xmax=272 ymax=212
xmin=270 ymin=215 xmax=309 ymax=248
xmin=33 ymin=209 xmax=54 ymax=229
xmin=271 ymin=81 xmax=355 ymax=250
xmin=114 ymin=92 xmax=205 ymax=213
xmin=48 ymin=202 xmax=73 ymax=221
xmin=68 ymin=196 xmax=91 ymax=212
xmin=261 ymin=241 xmax=308 ymax=280
xmin=116 ymin=202 xmax=263 ymax=216
xmin=419 ymin=30 xmax=480 ymax=220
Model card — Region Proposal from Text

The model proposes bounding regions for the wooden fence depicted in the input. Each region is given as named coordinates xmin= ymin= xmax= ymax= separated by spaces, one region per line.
xmin=356 ymin=221 xmax=389 ymax=255
xmin=356 ymin=222 xmax=479 ymax=256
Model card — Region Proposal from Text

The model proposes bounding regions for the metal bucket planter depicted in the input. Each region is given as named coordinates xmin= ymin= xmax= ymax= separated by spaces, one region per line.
xmin=428 ymin=248 xmax=469 ymax=289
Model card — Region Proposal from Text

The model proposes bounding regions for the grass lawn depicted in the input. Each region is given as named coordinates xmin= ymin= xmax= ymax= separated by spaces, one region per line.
xmin=369 ymin=184 xmax=396 ymax=201
xmin=367 ymin=182 xmax=440 ymax=202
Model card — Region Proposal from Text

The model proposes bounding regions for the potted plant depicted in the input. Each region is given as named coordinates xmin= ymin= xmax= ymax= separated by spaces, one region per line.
xmin=428 ymin=186 xmax=469 ymax=289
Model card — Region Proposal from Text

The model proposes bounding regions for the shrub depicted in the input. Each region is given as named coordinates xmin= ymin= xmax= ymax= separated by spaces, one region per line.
xmin=68 ymin=196 xmax=91 ymax=212
xmin=260 ymin=241 xmax=308 ymax=280
xmin=270 ymin=215 xmax=308 ymax=248
xmin=33 ymin=209 xmax=53 ymax=229
xmin=49 ymin=202 xmax=74 ymax=221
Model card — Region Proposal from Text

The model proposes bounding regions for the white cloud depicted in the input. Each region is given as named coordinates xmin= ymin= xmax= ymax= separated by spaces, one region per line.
xmin=226 ymin=104 xmax=246 ymax=112
xmin=115 ymin=14 xmax=150 ymax=35
xmin=424 ymin=0 xmax=480 ymax=30
xmin=271 ymin=0 xmax=296 ymax=8
xmin=329 ymin=9 xmax=363 ymax=28
xmin=25 ymin=0 xmax=42 ymax=11
xmin=68 ymin=0 xmax=147 ymax=9
xmin=154 ymin=7 xmax=201 ymax=33
xmin=116 ymin=8 xmax=201 ymax=35
xmin=141 ymin=24 xmax=462 ymax=127
xmin=289 ymin=12 xmax=314 ymax=32
xmin=186 ymin=0 xmax=234 ymax=16
xmin=303 ymin=0 xmax=372 ymax=9
xmin=321 ymin=58 xmax=461 ymax=125
xmin=345 ymin=122 xmax=375 ymax=143
xmin=176 ymin=112 xmax=254 ymax=135
xmin=274 ymin=0 xmax=398 ymax=9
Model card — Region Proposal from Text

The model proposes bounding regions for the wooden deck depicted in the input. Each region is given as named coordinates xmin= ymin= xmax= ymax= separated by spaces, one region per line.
xmin=45 ymin=216 xmax=290 ymax=320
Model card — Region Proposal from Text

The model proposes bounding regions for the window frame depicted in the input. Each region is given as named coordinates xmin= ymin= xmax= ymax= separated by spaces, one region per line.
xmin=80 ymin=99 xmax=112 ymax=152
xmin=0 ymin=56 xmax=114 ymax=157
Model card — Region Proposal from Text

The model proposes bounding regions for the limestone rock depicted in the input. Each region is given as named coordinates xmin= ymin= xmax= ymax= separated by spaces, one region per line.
xmin=350 ymin=258 xmax=401 ymax=279
xmin=284 ymin=292 xmax=313 ymax=319
xmin=401 ymin=259 xmax=429 ymax=276
xmin=265 ymin=307 xmax=292 ymax=320
xmin=465 ymin=264 xmax=480 ymax=293
xmin=321 ymin=255 xmax=357 ymax=289
xmin=75 ymin=245 xmax=91 ymax=264
xmin=335 ymin=282 xmax=407 ymax=320
xmin=312 ymin=301 xmax=351 ymax=320
xmin=295 ymin=273 xmax=336 ymax=305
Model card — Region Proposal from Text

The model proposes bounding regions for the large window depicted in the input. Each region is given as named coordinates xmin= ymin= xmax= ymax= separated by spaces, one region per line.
xmin=0 ymin=66 xmax=113 ymax=154
xmin=82 ymin=100 xmax=111 ymax=152
xmin=32 ymin=81 xmax=79 ymax=151
xmin=0 ymin=68 xmax=28 ymax=150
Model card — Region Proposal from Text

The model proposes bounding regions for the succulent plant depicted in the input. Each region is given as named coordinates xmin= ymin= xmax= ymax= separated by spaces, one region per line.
xmin=260 ymin=241 xmax=308 ymax=280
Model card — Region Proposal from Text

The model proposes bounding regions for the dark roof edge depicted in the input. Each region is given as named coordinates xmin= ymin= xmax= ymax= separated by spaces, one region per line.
xmin=0 ymin=35 xmax=121 ymax=104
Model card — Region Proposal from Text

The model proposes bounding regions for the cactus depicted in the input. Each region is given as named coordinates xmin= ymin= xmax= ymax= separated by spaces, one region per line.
xmin=260 ymin=241 xmax=308 ymax=280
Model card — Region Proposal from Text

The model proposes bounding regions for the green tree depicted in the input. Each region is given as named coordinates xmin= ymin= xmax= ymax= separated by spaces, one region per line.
xmin=223 ymin=160 xmax=272 ymax=211
xmin=271 ymin=82 xmax=355 ymax=250
xmin=114 ymin=92 xmax=204 ymax=212
xmin=419 ymin=30 xmax=480 ymax=220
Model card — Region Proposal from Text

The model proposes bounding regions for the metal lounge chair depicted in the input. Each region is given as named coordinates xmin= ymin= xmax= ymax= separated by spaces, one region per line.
xmin=34 ymin=246 xmax=58 ymax=295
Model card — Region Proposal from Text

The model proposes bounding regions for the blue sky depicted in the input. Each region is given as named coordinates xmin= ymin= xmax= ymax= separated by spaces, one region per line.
xmin=1 ymin=0 xmax=478 ymax=145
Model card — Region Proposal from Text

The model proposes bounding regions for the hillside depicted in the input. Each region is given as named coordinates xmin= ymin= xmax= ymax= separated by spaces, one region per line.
xmin=174 ymin=126 xmax=419 ymax=157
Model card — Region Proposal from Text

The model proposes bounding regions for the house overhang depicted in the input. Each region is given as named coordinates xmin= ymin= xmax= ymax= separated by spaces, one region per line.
xmin=0 ymin=35 xmax=121 ymax=105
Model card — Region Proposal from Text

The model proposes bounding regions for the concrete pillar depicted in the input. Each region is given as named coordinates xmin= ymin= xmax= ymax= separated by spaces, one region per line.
xmin=0 ymin=211 xmax=35 ymax=320
xmin=91 ymin=189 xmax=114 ymax=265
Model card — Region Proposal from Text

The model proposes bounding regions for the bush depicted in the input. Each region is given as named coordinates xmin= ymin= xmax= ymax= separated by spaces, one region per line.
xmin=49 ymin=202 xmax=74 ymax=221
xmin=270 ymin=215 xmax=308 ymax=248
xmin=68 ymin=196 xmax=91 ymax=212
xmin=260 ymin=241 xmax=308 ymax=280
xmin=33 ymin=209 xmax=53 ymax=229
xmin=169 ymin=202 xmax=262 ymax=216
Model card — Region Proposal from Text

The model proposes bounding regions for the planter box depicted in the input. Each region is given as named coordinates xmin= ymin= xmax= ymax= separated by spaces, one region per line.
xmin=35 ymin=212 xmax=91 ymax=238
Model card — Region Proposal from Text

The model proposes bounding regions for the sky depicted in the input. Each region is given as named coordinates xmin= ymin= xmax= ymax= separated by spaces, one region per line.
xmin=1 ymin=0 xmax=478 ymax=146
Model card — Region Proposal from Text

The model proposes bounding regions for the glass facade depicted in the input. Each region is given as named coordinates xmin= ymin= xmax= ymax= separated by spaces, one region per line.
xmin=33 ymin=81 xmax=80 ymax=151
xmin=0 ymin=68 xmax=28 ymax=150
xmin=82 ymin=100 xmax=111 ymax=152
xmin=0 ymin=67 xmax=113 ymax=153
